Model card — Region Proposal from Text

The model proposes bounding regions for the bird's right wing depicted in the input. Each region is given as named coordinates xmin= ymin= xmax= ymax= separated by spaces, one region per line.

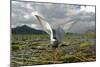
xmin=62 ymin=21 xmax=77 ymax=33
xmin=34 ymin=15 xmax=53 ymax=36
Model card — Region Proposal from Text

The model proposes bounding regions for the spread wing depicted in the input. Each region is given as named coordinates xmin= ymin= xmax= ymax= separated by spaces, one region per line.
xmin=34 ymin=15 xmax=53 ymax=36
xmin=62 ymin=21 xmax=77 ymax=33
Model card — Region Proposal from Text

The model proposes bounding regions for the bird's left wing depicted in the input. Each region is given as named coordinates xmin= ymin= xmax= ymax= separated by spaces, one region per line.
xmin=34 ymin=15 xmax=53 ymax=36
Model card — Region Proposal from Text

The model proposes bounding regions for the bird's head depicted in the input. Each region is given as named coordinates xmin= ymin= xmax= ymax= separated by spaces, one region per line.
xmin=50 ymin=37 xmax=59 ymax=48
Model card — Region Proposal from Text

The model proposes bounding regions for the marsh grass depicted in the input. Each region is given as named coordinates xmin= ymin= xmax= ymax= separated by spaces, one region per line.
xmin=11 ymin=33 xmax=96 ymax=67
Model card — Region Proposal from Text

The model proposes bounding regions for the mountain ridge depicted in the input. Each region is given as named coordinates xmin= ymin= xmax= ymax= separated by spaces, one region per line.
xmin=11 ymin=25 xmax=46 ymax=34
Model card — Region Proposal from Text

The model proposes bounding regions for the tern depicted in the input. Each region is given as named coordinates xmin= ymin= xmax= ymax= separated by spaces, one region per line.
xmin=32 ymin=12 xmax=76 ymax=48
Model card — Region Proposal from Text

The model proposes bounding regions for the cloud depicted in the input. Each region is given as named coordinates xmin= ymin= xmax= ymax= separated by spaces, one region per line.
xmin=29 ymin=24 xmax=42 ymax=30
xmin=80 ymin=6 xmax=95 ymax=12
xmin=11 ymin=1 xmax=96 ymax=33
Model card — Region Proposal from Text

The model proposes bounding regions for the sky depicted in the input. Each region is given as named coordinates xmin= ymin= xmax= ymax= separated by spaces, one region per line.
xmin=11 ymin=1 xmax=96 ymax=33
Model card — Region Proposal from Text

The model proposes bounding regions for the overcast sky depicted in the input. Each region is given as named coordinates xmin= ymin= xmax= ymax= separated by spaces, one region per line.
xmin=11 ymin=1 xmax=95 ymax=33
